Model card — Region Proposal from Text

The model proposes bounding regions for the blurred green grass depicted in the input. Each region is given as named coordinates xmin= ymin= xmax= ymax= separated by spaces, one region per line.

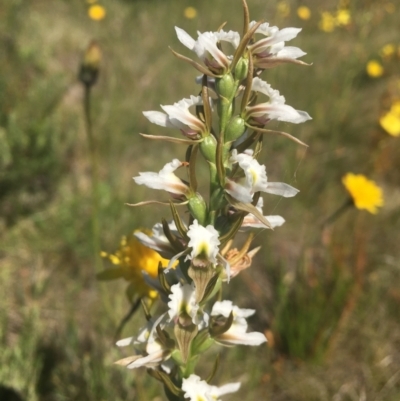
xmin=1 ymin=0 xmax=400 ymax=399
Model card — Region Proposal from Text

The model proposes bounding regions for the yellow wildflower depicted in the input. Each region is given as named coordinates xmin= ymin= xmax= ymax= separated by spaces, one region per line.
xmin=100 ymin=230 xmax=172 ymax=299
xmin=184 ymin=7 xmax=197 ymax=19
xmin=342 ymin=173 xmax=384 ymax=214
xmin=379 ymin=101 xmax=400 ymax=136
xmin=297 ymin=6 xmax=311 ymax=20
xmin=380 ymin=44 xmax=395 ymax=59
xmin=366 ymin=60 xmax=384 ymax=78
xmin=88 ymin=5 xmax=106 ymax=21
xmin=319 ymin=12 xmax=335 ymax=32
xmin=336 ymin=9 xmax=351 ymax=26
xmin=277 ymin=1 xmax=291 ymax=18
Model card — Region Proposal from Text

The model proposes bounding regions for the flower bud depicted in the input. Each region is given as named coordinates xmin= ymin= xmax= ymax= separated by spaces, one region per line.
xmin=225 ymin=116 xmax=246 ymax=142
xmin=215 ymin=73 xmax=235 ymax=99
xmin=234 ymin=57 xmax=249 ymax=82
xmin=199 ymin=135 xmax=217 ymax=163
xmin=78 ymin=41 xmax=101 ymax=87
xmin=188 ymin=193 xmax=207 ymax=226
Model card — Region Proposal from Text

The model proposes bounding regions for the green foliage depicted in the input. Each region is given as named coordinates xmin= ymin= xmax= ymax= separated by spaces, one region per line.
xmin=0 ymin=2 xmax=71 ymax=226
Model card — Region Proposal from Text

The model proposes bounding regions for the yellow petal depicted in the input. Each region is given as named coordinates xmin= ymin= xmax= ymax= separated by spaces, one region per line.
xmin=379 ymin=112 xmax=400 ymax=137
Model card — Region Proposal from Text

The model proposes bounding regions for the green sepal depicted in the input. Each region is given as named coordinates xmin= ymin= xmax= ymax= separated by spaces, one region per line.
xmin=156 ymin=324 xmax=175 ymax=349
xmin=210 ymin=311 xmax=234 ymax=337
xmin=147 ymin=369 xmax=183 ymax=398
xmin=219 ymin=212 xmax=245 ymax=247
xmin=158 ymin=263 xmax=171 ymax=294
xmin=140 ymin=298 xmax=152 ymax=321
xmin=162 ymin=218 xmax=185 ymax=252
xmin=225 ymin=194 xmax=272 ymax=229
xmin=96 ymin=268 xmax=124 ymax=281
xmin=201 ymin=273 xmax=221 ymax=305
xmin=169 ymin=201 xmax=188 ymax=239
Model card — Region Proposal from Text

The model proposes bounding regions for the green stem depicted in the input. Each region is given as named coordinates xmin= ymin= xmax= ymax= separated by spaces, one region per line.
xmin=320 ymin=197 xmax=353 ymax=229
xmin=83 ymin=84 xmax=102 ymax=271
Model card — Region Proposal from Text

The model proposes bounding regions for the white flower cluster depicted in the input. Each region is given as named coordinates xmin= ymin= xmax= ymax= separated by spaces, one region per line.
xmin=117 ymin=3 xmax=311 ymax=401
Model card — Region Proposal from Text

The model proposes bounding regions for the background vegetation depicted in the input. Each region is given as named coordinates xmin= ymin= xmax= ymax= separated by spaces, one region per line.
xmin=1 ymin=0 xmax=399 ymax=400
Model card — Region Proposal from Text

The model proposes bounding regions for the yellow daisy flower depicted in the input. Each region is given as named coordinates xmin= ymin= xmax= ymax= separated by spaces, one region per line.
xmin=380 ymin=44 xmax=395 ymax=60
xmin=88 ymin=5 xmax=106 ymax=21
xmin=319 ymin=12 xmax=335 ymax=32
xmin=336 ymin=9 xmax=351 ymax=26
xmin=366 ymin=60 xmax=384 ymax=78
xmin=342 ymin=173 xmax=384 ymax=214
xmin=184 ymin=7 xmax=197 ymax=19
xmin=297 ymin=6 xmax=311 ymax=20
xmin=100 ymin=230 xmax=172 ymax=299
xmin=379 ymin=101 xmax=400 ymax=136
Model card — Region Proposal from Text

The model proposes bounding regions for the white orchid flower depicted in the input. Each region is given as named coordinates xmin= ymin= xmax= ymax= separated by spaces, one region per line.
xmin=133 ymin=159 xmax=190 ymax=197
xmin=245 ymin=77 xmax=311 ymax=124
xmin=248 ymin=21 xmax=307 ymax=68
xmin=182 ymin=374 xmax=241 ymax=401
xmin=186 ymin=219 xmax=220 ymax=265
xmin=241 ymin=197 xmax=285 ymax=229
xmin=115 ymin=314 xmax=171 ymax=370
xmin=225 ymin=150 xmax=299 ymax=203
xmin=143 ymin=96 xmax=208 ymax=139
xmin=168 ymin=283 xmax=200 ymax=325
xmin=211 ymin=300 xmax=267 ymax=346
xmin=175 ymin=27 xmax=240 ymax=72
xmin=134 ymin=221 xmax=180 ymax=259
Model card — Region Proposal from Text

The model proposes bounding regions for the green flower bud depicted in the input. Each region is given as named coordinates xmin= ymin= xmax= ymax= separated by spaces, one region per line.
xmin=200 ymin=135 xmax=217 ymax=163
xmin=188 ymin=193 xmax=207 ymax=225
xmin=225 ymin=115 xmax=246 ymax=142
xmin=215 ymin=73 xmax=235 ymax=99
xmin=234 ymin=57 xmax=249 ymax=82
